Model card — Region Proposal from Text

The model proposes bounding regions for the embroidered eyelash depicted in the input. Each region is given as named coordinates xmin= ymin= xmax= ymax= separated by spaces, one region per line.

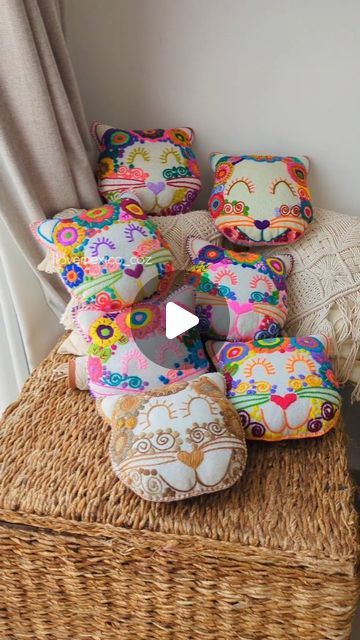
xmin=244 ymin=357 xmax=276 ymax=377
xmin=127 ymin=146 xmax=151 ymax=164
xmin=269 ymin=177 xmax=297 ymax=196
xmin=225 ymin=177 xmax=255 ymax=196
xmin=250 ymin=274 xmax=272 ymax=291
xmin=285 ymin=353 xmax=316 ymax=374
xmin=214 ymin=267 xmax=238 ymax=285
xmin=124 ymin=223 xmax=147 ymax=242
xmin=139 ymin=401 xmax=177 ymax=428
xmin=160 ymin=146 xmax=182 ymax=165
xmin=89 ymin=237 xmax=116 ymax=257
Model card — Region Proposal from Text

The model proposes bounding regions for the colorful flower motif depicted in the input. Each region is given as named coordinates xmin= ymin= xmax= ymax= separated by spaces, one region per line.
xmin=167 ymin=128 xmax=192 ymax=146
xmin=306 ymin=374 xmax=322 ymax=387
xmin=225 ymin=344 xmax=249 ymax=361
xmin=77 ymin=205 xmax=118 ymax=228
xmin=62 ymin=263 xmax=84 ymax=288
xmin=88 ymin=356 xmax=104 ymax=382
xmin=198 ymin=245 xmax=225 ymax=264
xmin=54 ymin=222 xmax=85 ymax=253
xmin=109 ymin=129 xmax=136 ymax=146
xmin=120 ymin=199 xmax=147 ymax=219
xmin=289 ymin=379 xmax=303 ymax=391
xmin=136 ymin=128 xmax=165 ymax=140
xmin=208 ymin=192 xmax=225 ymax=215
xmin=215 ymin=162 xmax=233 ymax=184
xmin=89 ymin=317 xmax=121 ymax=348
xmin=116 ymin=305 xmax=162 ymax=339
xmin=85 ymin=262 xmax=102 ymax=277
xmin=133 ymin=238 xmax=162 ymax=258
xmin=320 ymin=365 xmax=340 ymax=389
xmin=301 ymin=200 xmax=313 ymax=221
xmin=97 ymin=157 xmax=114 ymax=177
xmin=185 ymin=340 xmax=208 ymax=370
xmin=252 ymin=337 xmax=284 ymax=352
xmin=256 ymin=381 xmax=271 ymax=393
xmin=285 ymin=159 xmax=308 ymax=186
xmin=266 ymin=257 xmax=286 ymax=276
xmin=292 ymin=337 xmax=323 ymax=352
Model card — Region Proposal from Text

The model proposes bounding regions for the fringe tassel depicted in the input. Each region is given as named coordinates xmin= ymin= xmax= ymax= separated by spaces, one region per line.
xmin=60 ymin=299 xmax=76 ymax=330
xmin=37 ymin=252 xmax=56 ymax=273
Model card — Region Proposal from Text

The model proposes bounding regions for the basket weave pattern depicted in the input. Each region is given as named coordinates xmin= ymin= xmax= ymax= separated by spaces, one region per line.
xmin=0 ymin=341 xmax=359 ymax=639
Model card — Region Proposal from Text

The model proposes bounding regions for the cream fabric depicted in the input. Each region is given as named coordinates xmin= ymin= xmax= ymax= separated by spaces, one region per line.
xmin=263 ymin=208 xmax=360 ymax=399
xmin=0 ymin=0 xmax=100 ymax=407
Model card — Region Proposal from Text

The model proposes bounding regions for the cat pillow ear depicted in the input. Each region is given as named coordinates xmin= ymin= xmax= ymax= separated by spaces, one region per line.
xmin=91 ymin=121 xmax=112 ymax=149
xmin=186 ymin=237 xmax=212 ymax=261
xmin=209 ymin=152 xmax=230 ymax=172
xmin=299 ymin=155 xmax=310 ymax=172
xmin=310 ymin=334 xmax=332 ymax=354
xmin=30 ymin=218 xmax=60 ymax=251
xmin=73 ymin=307 xmax=104 ymax=342
xmin=279 ymin=253 xmax=295 ymax=277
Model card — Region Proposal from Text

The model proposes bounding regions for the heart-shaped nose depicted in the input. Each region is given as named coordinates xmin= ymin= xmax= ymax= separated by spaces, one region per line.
xmin=254 ymin=219 xmax=270 ymax=230
xmin=271 ymin=393 xmax=297 ymax=410
xmin=147 ymin=181 xmax=165 ymax=195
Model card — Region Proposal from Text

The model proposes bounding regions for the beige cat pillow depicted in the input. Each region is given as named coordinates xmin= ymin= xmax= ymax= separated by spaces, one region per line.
xmin=98 ymin=373 xmax=247 ymax=502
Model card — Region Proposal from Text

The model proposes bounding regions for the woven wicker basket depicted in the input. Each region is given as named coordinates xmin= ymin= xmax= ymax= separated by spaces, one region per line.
xmin=0 ymin=341 xmax=359 ymax=639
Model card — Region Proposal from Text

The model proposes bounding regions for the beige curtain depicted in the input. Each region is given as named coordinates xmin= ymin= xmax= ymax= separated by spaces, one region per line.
xmin=0 ymin=0 xmax=101 ymax=408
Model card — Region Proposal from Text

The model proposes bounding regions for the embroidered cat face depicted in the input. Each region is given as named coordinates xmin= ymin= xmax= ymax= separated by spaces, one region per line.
xmin=93 ymin=124 xmax=202 ymax=216
xmin=98 ymin=373 xmax=247 ymax=502
xmin=75 ymin=286 xmax=209 ymax=398
xmin=31 ymin=200 xmax=174 ymax=308
xmin=206 ymin=336 xmax=341 ymax=442
xmin=187 ymin=238 xmax=292 ymax=340
xmin=209 ymin=154 xmax=313 ymax=245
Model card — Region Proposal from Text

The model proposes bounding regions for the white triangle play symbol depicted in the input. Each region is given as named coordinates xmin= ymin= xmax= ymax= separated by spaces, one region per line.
xmin=165 ymin=302 xmax=199 ymax=339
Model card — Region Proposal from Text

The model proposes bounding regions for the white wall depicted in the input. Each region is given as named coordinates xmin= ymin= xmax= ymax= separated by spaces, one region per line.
xmin=64 ymin=0 xmax=360 ymax=215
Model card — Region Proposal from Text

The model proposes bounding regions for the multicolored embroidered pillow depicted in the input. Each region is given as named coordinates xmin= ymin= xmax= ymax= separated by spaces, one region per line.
xmin=75 ymin=286 xmax=210 ymax=398
xmin=92 ymin=123 xmax=201 ymax=216
xmin=206 ymin=336 xmax=341 ymax=442
xmin=187 ymin=238 xmax=291 ymax=340
xmin=31 ymin=200 xmax=174 ymax=309
xmin=209 ymin=153 xmax=313 ymax=245
xmin=97 ymin=373 xmax=247 ymax=502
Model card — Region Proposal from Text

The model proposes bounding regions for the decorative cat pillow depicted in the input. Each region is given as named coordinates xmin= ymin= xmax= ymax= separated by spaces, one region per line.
xmin=98 ymin=373 xmax=247 ymax=502
xmin=31 ymin=199 xmax=174 ymax=309
xmin=206 ymin=336 xmax=341 ymax=442
xmin=92 ymin=123 xmax=202 ymax=216
xmin=187 ymin=238 xmax=292 ymax=340
xmin=209 ymin=153 xmax=313 ymax=245
xmin=75 ymin=286 xmax=210 ymax=398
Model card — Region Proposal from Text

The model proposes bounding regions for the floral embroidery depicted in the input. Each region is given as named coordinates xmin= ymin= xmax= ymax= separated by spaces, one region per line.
xmin=209 ymin=153 xmax=313 ymax=245
xmin=206 ymin=335 xmax=341 ymax=442
xmin=32 ymin=201 xmax=174 ymax=308
xmin=187 ymin=239 xmax=291 ymax=341
xmin=105 ymin=373 xmax=247 ymax=502
xmin=93 ymin=124 xmax=201 ymax=216
xmin=75 ymin=286 xmax=210 ymax=398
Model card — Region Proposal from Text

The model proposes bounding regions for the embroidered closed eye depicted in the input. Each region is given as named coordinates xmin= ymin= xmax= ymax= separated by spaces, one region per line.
xmin=127 ymin=146 xmax=151 ymax=164
xmin=269 ymin=178 xmax=297 ymax=197
xmin=285 ymin=353 xmax=316 ymax=374
xmin=138 ymin=401 xmax=177 ymax=428
xmin=250 ymin=274 xmax=272 ymax=292
xmin=89 ymin=237 xmax=116 ymax=257
xmin=180 ymin=396 xmax=219 ymax=418
xmin=160 ymin=146 xmax=182 ymax=165
xmin=244 ymin=357 xmax=275 ymax=377
xmin=214 ymin=267 xmax=238 ymax=285
xmin=226 ymin=177 xmax=255 ymax=196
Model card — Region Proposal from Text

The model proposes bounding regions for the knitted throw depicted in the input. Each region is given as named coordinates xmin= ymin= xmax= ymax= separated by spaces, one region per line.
xmin=264 ymin=208 xmax=360 ymax=399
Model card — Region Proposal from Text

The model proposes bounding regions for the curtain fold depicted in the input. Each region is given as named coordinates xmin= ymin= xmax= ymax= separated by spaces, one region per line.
xmin=0 ymin=0 xmax=101 ymax=408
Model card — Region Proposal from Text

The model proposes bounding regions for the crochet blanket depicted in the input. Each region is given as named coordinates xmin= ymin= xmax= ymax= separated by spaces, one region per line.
xmin=264 ymin=208 xmax=360 ymax=400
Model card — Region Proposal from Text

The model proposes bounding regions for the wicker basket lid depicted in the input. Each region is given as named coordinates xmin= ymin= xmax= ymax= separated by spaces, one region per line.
xmin=0 ymin=340 xmax=358 ymax=564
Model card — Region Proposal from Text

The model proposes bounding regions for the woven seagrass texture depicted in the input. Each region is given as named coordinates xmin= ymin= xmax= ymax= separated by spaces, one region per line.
xmin=0 ymin=339 xmax=359 ymax=639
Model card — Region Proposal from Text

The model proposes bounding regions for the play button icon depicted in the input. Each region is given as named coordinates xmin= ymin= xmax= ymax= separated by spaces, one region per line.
xmin=165 ymin=302 xmax=199 ymax=339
